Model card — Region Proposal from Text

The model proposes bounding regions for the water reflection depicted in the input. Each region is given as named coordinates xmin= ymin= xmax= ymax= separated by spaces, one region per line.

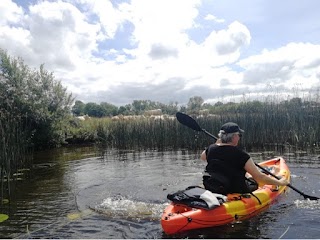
xmin=0 ymin=146 xmax=319 ymax=239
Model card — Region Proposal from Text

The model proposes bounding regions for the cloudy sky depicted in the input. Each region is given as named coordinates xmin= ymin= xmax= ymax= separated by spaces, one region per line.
xmin=1 ymin=0 xmax=320 ymax=106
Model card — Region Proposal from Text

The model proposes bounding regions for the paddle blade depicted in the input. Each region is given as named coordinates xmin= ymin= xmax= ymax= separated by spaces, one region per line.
xmin=176 ymin=112 xmax=202 ymax=131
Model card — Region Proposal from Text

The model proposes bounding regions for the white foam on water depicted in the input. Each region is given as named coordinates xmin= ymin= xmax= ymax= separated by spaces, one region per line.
xmin=294 ymin=199 xmax=320 ymax=209
xmin=91 ymin=196 xmax=169 ymax=221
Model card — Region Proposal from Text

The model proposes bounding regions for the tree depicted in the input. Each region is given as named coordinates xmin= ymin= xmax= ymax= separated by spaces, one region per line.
xmin=0 ymin=48 xmax=74 ymax=149
xmin=288 ymin=97 xmax=303 ymax=107
xmin=119 ymin=104 xmax=133 ymax=115
xmin=132 ymin=100 xmax=149 ymax=115
xmin=187 ymin=96 xmax=204 ymax=114
xmin=72 ymin=100 xmax=85 ymax=116
xmin=214 ymin=101 xmax=224 ymax=107
xmin=118 ymin=106 xmax=128 ymax=115
xmin=84 ymin=102 xmax=104 ymax=117
xmin=163 ymin=101 xmax=178 ymax=115
xmin=100 ymin=102 xmax=118 ymax=116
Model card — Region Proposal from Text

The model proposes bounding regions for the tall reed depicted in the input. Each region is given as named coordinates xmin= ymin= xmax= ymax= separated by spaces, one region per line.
xmin=69 ymin=99 xmax=320 ymax=153
xmin=0 ymin=107 xmax=31 ymax=202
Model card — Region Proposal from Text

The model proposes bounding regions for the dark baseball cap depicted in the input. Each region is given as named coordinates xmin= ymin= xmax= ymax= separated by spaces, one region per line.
xmin=220 ymin=122 xmax=244 ymax=134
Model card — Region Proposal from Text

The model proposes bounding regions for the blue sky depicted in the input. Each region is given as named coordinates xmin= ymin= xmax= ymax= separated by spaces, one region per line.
xmin=1 ymin=0 xmax=320 ymax=106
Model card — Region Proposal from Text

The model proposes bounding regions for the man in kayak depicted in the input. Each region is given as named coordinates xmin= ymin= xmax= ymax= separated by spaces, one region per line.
xmin=200 ymin=122 xmax=289 ymax=195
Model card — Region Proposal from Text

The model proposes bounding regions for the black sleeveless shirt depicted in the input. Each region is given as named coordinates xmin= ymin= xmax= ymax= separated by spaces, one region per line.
xmin=204 ymin=144 xmax=250 ymax=193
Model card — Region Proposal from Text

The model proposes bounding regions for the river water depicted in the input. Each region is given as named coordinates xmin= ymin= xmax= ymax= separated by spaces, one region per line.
xmin=0 ymin=146 xmax=320 ymax=239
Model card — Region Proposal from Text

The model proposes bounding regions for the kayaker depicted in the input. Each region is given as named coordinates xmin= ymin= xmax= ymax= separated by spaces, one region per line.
xmin=200 ymin=122 xmax=289 ymax=195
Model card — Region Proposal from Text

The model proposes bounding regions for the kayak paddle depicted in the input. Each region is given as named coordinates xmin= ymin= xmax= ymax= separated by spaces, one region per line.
xmin=176 ymin=111 xmax=320 ymax=201
xmin=254 ymin=163 xmax=319 ymax=200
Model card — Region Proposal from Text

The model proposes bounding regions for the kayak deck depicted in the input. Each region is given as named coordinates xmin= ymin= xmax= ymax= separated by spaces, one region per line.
xmin=161 ymin=157 xmax=290 ymax=235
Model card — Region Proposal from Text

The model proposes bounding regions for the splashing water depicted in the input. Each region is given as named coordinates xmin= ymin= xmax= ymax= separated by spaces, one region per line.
xmin=294 ymin=199 xmax=320 ymax=209
xmin=90 ymin=196 xmax=168 ymax=221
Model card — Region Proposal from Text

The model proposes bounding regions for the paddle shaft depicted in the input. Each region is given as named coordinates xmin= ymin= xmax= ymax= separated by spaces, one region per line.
xmin=202 ymin=129 xmax=217 ymax=140
xmin=254 ymin=163 xmax=318 ymax=199
xmin=176 ymin=112 xmax=320 ymax=200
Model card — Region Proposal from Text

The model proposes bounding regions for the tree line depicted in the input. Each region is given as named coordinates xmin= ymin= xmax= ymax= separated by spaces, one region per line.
xmin=71 ymin=97 xmax=205 ymax=117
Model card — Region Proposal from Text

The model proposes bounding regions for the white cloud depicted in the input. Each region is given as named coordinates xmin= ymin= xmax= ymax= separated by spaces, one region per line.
xmin=208 ymin=21 xmax=251 ymax=56
xmin=204 ymin=14 xmax=225 ymax=23
xmin=0 ymin=0 xmax=23 ymax=25
xmin=1 ymin=0 xmax=320 ymax=106
xmin=0 ymin=0 xmax=30 ymax=59
xmin=239 ymin=42 xmax=320 ymax=90
xmin=27 ymin=1 xmax=101 ymax=69
xmin=76 ymin=0 xmax=127 ymax=39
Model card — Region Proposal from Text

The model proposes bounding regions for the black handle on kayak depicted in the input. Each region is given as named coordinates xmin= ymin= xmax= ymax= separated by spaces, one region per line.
xmin=176 ymin=111 xmax=320 ymax=201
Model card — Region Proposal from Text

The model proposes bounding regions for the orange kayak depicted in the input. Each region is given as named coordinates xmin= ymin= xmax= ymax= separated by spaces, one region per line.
xmin=161 ymin=157 xmax=290 ymax=235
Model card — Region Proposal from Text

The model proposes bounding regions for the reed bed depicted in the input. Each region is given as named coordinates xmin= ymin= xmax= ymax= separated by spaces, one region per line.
xmin=69 ymin=100 xmax=320 ymax=153
xmin=0 ymin=109 xmax=32 ymax=203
